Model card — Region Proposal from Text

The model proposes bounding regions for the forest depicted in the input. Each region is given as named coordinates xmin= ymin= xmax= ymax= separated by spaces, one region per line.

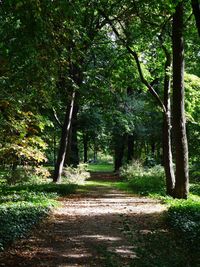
xmin=0 ymin=0 xmax=200 ymax=266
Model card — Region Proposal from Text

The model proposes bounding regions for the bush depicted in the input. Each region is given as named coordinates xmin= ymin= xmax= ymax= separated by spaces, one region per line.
xmin=0 ymin=182 xmax=77 ymax=251
xmin=4 ymin=165 xmax=51 ymax=185
xmin=62 ymin=164 xmax=90 ymax=184
xmin=0 ymin=198 xmax=55 ymax=251
xmin=120 ymin=162 xmax=165 ymax=195
xmin=167 ymin=199 xmax=200 ymax=248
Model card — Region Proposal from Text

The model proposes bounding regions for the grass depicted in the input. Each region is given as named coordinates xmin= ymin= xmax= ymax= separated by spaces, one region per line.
xmin=0 ymin=182 xmax=77 ymax=251
xmin=87 ymin=163 xmax=114 ymax=172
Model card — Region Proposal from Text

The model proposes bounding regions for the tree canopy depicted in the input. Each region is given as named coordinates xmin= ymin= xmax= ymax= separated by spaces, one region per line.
xmin=0 ymin=0 xmax=200 ymax=199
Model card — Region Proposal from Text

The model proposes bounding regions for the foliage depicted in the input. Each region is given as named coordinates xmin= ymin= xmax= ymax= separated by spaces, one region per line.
xmin=0 ymin=202 xmax=51 ymax=251
xmin=62 ymin=164 xmax=90 ymax=184
xmin=0 ymin=109 xmax=49 ymax=163
xmin=0 ymin=180 xmax=77 ymax=251
xmin=3 ymin=165 xmax=51 ymax=185
xmin=118 ymin=162 xmax=200 ymax=265
xmin=166 ymin=197 xmax=200 ymax=264
xmin=120 ymin=162 xmax=166 ymax=195
xmin=185 ymin=74 xmax=200 ymax=163
xmin=189 ymin=164 xmax=200 ymax=182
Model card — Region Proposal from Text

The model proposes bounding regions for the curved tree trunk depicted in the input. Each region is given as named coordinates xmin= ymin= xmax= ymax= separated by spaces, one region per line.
xmin=172 ymin=2 xmax=189 ymax=199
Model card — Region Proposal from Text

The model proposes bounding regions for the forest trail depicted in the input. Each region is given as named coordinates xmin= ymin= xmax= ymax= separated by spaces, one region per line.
xmin=0 ymin=175 xmax=179 ymax=267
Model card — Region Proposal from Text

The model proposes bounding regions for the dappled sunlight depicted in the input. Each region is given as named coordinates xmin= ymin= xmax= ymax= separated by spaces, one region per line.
xmin=78 ymin=234 xmax=122 ymax=241
xmin=56 ymin=193 xmax=166 ymax=216
xmin=108 ymin=245 xmax=137 ymax=259
xmin=0 ymin=184 xmax=167 ymax=267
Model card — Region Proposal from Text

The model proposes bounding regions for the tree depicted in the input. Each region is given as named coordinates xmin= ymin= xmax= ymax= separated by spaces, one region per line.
xmin=191 ymin=0 xmax=200 ymax=36
xmin=99 ymin=4 xmax=177 ymax=194
xmin=172 ymin=2 xmax=189 ymax=199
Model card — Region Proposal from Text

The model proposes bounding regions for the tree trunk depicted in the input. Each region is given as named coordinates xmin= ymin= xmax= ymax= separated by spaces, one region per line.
xmin=162 ymin=49 xmax=175 ymax=196
xmin=69 ymin=120 xmax=79 ymax=167
xmin=172 ymin=2 xmax=189 ymax=199
xmin=53 ymin=91 xmax=76 ymax=183
xmin=114 ymin=135 xmax=125 ymax=171
xmin=64 ymin=126 xmax=72 ymax=166
xmin=191 ymin=0 xmax=200 ymax=37
xmin=65 ymin=104 xmax=79 ymax=167
xmin=151 ymin=141 xmax=156 ymax=157
xmin=127 ymin=134 xmax=134 ymax=162
xmin=83 ymin=134 xmax=88 ymax=163
xmin=53 ymin=131 xmax=56 ymax=166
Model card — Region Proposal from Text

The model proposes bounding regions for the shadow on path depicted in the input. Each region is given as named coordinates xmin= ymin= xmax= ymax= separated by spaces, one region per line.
xmin=0 ymin=178 xmax=192 ymax=267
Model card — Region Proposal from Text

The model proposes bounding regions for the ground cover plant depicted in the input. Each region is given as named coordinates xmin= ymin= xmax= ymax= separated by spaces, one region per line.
xmin=0 ymin=172 xmax=77 ymax=251
xmin=119 ymin=162 xmax=200 ymax=265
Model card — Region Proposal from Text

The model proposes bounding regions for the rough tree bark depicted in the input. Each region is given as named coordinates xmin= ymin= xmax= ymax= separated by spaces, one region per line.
xmin=172 ymin=2 xmax=189 ymax=199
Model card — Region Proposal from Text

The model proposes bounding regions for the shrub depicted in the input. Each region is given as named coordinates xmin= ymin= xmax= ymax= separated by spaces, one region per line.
xmin=62 ymin=164 xmax=90 ymax=184
xmin=120 ymin=160 xmax=143 ymax=181
xmin=4 ymin=165 xmax=51 ymax=185
xmin=0 ymin=202 xmax=52 ymax=251
xmin=0 ymin=182 xmax=77 ymax=251
xmin=167 ymin=199 xmax=200 ymax=248
xmin=120 ymin=162 xmax=165 ymax=195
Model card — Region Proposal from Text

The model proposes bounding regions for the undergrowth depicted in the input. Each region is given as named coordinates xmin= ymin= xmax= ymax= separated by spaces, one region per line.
xmin=120 ymin=162 xmax=165 ymax=196
xmin=0 ymin=182 xmax=77 ymax=251
xmin=166 ymin=197 xmax=200 ymax=265
xmin=119 ymin=161 xmax=200 ymax=265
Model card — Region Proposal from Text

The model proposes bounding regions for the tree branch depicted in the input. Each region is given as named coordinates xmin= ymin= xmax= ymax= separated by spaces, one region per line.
xmin=99 ymin=9 xmax=166 ymax=114
xmin=52 ymin=108 xmax=62 ymax=128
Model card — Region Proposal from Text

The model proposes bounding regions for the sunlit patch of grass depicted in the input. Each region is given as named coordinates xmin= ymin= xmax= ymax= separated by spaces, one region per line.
xmin=84 ymin=180 xmax=114 ymax=187
xmin=87 ymin=164 xmax=114 ymax=172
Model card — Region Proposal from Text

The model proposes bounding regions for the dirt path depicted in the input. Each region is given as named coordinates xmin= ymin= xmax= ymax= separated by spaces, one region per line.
xmin=0 ymin=180 xmax=184 ymax=267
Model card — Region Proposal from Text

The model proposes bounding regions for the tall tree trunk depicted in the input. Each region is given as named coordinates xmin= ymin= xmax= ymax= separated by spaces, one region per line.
xmin=53 ymin=91 xmax=76 ymax=183
xmin=114 ymin=135 xmax=125 ymax=171
xmin=172 ymin=2 xmax=189 ymax=199
xmin=83 ymin=133 xmax=88 ymax=163
xmin=93 ymin=139 xmax=98 ymax=162
xmin=191 ymin=0 xmax=200 ymax=37
xmin=151 ymin=141 xmax=156 ymax=157
xmin=127 ymin=134 xmax=134 ymax=162
xmin=162 ymin=49 xmax=175 ymax=196
xmin=53 ymin=131 xmax=56 ymax=166
xmin=65 ymin=104 xmax=79 ymax=167
xmin=69 ymin=118 xmax=79 ymax=167
xmin=127 ymin=87 xmax=134 ymax=163
xmin=64 ymin=126 xmax=72 ymax=166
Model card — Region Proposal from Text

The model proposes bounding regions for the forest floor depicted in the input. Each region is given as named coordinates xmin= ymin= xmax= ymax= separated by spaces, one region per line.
xmin=0 ymin=173 xmax=191 ymax=267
